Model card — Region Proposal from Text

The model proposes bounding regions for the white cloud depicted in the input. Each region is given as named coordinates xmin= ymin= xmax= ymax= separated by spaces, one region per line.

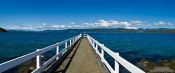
xmin=95 ymin=19 xmax=111 ymax=27
xmin=5 ymin=20 xmax=174 ymax=31
xmin=70 ymin=22 xmax=75 ymax=25
xmin=125 ymin=26 xmax=138 ymax=29
xmin=130 ymin=21 xmax=148 ymax=26
xmin=5 ymin=23 xmax=67 ymax=31
xmin=93 ymin=19 xmax=148 ymax=29
xmin=95 ymin=19 xmax=124 ymax=27
xmin=6 ymin=24 xmax=39 ymax=31
xmin=154 ymin=21 xmax=173 ymax=27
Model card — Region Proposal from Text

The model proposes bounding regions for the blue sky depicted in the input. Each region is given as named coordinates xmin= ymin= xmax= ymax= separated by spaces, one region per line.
xmin=0 ymin=0 xmax=175 ymax=30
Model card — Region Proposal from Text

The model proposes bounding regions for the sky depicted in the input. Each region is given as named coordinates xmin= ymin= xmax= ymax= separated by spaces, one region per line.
xmin=0 ymin=0 xmax=175 ymax=30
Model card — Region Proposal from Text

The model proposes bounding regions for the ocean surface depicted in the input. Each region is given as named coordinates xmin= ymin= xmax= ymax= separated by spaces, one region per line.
xmin=0 ymin=31 xmax=175 ymax=72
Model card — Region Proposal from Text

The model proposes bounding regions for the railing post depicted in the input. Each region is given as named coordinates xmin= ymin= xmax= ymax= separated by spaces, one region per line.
xmin=65 ymin=42 xmax=67 ymax=49
xmin=36 ymin=49 xmax=41 ymax=69
xmin=70 ymin=40 xmax=72 ymax=46
xmin=101 ymin=49 xmax=104 ymax=58
xmin=101 ymin=44 xmax=104 ymax=62
xmin=91 ymin=40 xmax=93 ymax=45
xmin=115 ymin=53 xmax=119 ymax=73
xmin=56 ymin=46 xmax=59 ymax=60
xmin=95 ymin=43 xmax=98 ymax=52
xmin=93 ymin=41 xmax=95 ymax=48
xmin=90 ymin=39 xmax=93 ymax=44
xmin=91 ymin=40 xmax=93 ymax=47
xmin=73 ymin=38 xmax=75 ymax=43
xmin=88 ymin=37 xmax=91 ymax=44
xmin=80 ymin=33 xmax=82 ymax=37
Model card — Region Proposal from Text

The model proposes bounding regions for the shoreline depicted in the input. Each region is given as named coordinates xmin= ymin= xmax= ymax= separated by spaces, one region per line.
xmin=137 ymin=59 xmax=175 ymax=73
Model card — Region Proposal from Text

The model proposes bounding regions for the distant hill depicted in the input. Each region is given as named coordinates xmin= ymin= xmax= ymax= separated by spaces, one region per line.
xmin=0 ymin=27 xmax=7 ymax=32
xmin=8 ymin=28 xmax=175 ymax=33
xmin=64 ymin=28 xmax=175 ymax=33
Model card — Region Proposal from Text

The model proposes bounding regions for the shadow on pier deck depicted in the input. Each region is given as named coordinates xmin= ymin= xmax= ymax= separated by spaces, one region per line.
xmin=46 ymin=38 xmax=108 ymax=73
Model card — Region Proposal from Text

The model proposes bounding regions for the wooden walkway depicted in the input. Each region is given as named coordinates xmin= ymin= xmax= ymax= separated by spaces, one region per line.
xmin=51 ymin=38 xmax=104 ymax=73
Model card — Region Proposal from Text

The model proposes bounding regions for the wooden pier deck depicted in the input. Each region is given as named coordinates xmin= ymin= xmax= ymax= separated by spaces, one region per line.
xmin=51 ymin=38 xmax=105 ymax=73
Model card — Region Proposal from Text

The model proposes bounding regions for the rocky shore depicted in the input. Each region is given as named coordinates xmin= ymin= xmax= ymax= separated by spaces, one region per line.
xmin=138 ymin=59 xmax=175 ymax=73
xmin=18 ymin=59 xmax=36 ymax=73
xmin=0 ymin=27 xmax=7 ymax=32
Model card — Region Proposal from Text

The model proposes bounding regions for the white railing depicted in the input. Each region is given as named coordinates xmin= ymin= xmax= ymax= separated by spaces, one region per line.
xmin=0 ymin=34 xmax=82 ymax=73
xmin=85 ymin=34 xmax=145 ymax=73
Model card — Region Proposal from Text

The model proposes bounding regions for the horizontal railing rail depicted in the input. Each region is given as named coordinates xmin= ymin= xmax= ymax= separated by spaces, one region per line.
xmin=85 ymin=34 xmax=145 ymax=73
xmin=0 ymin=34 xmax=82 ymax=73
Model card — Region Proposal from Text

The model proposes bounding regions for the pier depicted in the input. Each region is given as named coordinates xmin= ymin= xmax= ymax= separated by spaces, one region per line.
xmin=0 ymin=34 xmax=145 ymax=73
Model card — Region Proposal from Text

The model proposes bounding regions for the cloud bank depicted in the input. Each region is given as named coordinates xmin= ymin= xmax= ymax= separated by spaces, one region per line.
xmin=5 ymin=20 xmax=175 ymax=31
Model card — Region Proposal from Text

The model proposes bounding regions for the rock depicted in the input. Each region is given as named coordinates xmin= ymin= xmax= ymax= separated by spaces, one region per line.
xmin=18 ymin=59 xmax=36 ymax=73
xmin=0 ymin=27 xmax=7 ymax=32
xmin=138 ymin=59 xmax=175 ymax=73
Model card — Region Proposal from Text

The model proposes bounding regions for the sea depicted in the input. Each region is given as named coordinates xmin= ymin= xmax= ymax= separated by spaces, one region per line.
xmin=0 ymin=30 xmax=175 ymax=72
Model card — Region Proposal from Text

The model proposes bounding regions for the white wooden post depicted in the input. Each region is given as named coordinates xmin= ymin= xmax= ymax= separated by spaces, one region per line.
xmin=65 ymin=42 xmax=67 ymax=49
xmin=115 ymin=53 xmax=119 ymax=73
xmin=56 ymin=46 xmax=59 ymax=60
xmin=95 ymin=43 xmax=98 ymax=52
xmin=100 ymin=44 xmax=105 ymax=62
xmin=91 ymin=40 xmax=93 ymax=47
xmin=80 ymin=33 xmax=82 ymax=37
xmin=91 ymin=41 xmax=93 ymax=46
xmin=89 ymin=38 xmax=92 ymax=44
xmin=73 ymin=38 xmax=75 ymax=43
xmin=70 ymin=40 xmax=72 ymax=46
xmin=90 ymin=39 xmax=93 ymax=44
xmin=101 ymin=49 xmax=104 ymax=57
xmin=36 ymin=49 xmax=41 ymax=69
xmin=93 ymin=41 xmax=95 ymax=48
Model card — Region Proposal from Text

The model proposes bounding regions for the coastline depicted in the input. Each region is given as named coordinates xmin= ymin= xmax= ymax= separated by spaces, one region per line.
xmin=138 ymin=59 xmax=175 ymax=73
xmin=0 ymin=27 xmax=7 ymax=32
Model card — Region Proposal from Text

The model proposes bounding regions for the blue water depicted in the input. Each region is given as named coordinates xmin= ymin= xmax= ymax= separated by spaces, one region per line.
xmin=90 ymin=33 xmax=175 ymax=62
xmin=0 ymin=31 xmax=79 ymax=63
xmin=0 ymin=31 xmax=175 ymax=71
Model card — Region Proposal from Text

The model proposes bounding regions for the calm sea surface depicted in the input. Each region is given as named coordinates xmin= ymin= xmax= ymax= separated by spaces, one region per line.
xmin=0 ymin=31 xmax=175 ymax=70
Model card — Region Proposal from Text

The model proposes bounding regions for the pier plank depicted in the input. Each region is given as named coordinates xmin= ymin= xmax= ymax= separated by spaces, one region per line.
xmin=65 ymin=38 xmax=102 ymax=73
xmin=52 ymin=38 xmax=104 ymax=73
